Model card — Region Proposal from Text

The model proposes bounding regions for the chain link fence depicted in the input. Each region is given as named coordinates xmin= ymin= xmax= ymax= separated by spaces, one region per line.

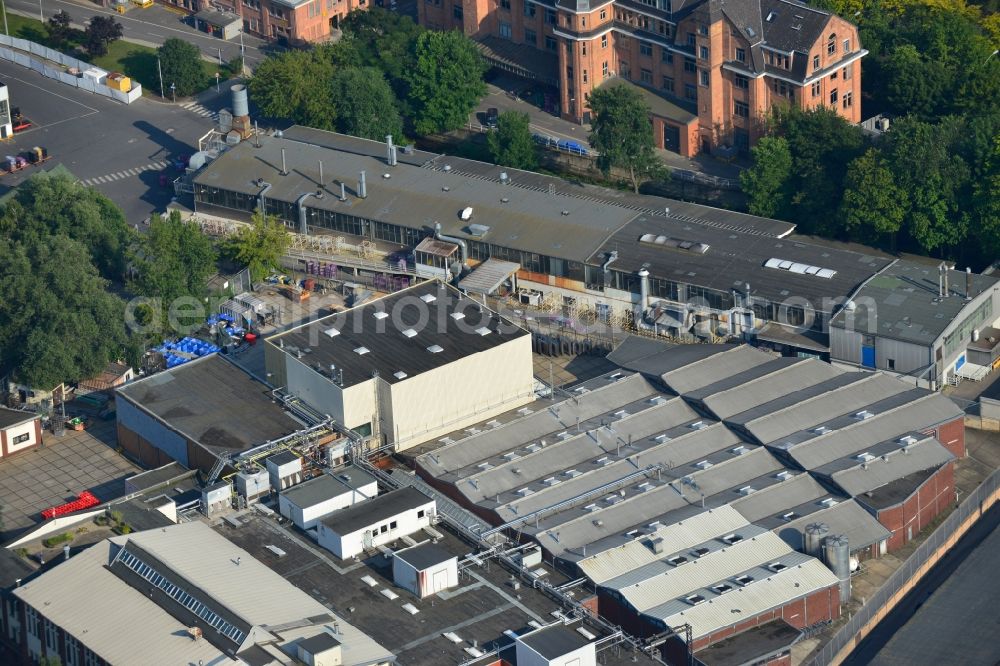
xmin=807 ymin=467 xmax=1000 ymax=665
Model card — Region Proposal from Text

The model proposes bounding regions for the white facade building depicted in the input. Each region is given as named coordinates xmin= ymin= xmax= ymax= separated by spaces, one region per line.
xmin=278 ymin=467 xmax=377 ymax=530
xmin=392 ymin=542 xmax=458 ymax=598
xmin=317 ymin=487 xmax=435 ymax=559
xmin=0 ymin=407 xmax=41 ymax=458
xmin=515 ymin=624 xmax=597 ymax=666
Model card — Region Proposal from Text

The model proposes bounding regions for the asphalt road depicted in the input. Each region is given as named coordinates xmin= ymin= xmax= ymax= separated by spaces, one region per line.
xmin=843 ymin=503 xmax=1000 ymax=665
xmin=4 ymin=0 xmax=271 ymax=69
xmin=0 ymin=57 xmax=216 ymax=222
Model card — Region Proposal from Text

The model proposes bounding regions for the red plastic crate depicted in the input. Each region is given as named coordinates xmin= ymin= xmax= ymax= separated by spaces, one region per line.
xmin=41 ymin=491 xmax=99 ymax=520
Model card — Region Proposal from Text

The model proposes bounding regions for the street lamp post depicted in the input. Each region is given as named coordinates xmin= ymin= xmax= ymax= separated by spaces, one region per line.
xmin=218 ymin=47 xmax=223 ymax=65
xmin=37 ymin=0 xmax=42 ymax=22
xmin=239 ymin=27 xmax=245 ymax=76
xmin=157 ymin=56 xmax=165 ymax=100
xmin=215 ymin=72 xmax=220 ymax=93
xmin=987 ymin=49 xmax=999 ymax=65
xmin=170 ymin=82 xmax=176 ymax=103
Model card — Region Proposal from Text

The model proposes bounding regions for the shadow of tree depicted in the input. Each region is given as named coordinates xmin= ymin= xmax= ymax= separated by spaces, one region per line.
xmin=118 ymin=48 xmax=159 ymax=92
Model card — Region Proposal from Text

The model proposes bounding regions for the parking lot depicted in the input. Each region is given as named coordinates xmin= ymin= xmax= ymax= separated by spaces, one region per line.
xmin=0 ymin=59 xmax=215 ymax=222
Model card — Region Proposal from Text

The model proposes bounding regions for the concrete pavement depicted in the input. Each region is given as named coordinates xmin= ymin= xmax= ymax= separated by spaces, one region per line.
xmin=4 ymin=0 xmax=271 ymax=69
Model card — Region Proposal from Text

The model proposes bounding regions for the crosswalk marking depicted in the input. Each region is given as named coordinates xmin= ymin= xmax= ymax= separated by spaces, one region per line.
xmin=79 ymin=161 xmax=170 ymax=187
xmin=180 ymin=101 xmax=219 ymax=120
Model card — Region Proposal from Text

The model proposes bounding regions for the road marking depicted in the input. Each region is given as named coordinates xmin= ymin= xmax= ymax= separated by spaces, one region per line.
xmin=148 ymin=32 xmax=165 ymax=38
xmin=79 ymin=162 xmax=171 ymax=187
xmin=0 ymin=73 xmax=99 ymax=132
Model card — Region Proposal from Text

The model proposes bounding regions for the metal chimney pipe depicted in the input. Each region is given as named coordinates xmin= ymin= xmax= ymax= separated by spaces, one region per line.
xmin=340 ymin=181 xmax=347 ymax=201
xmin=966 ymin=267 xmax=972 ymax=300
xmin=943 ymin=265 xmax=949 ymax=297
xmin=318 ymin=160 xmax=324 ymax=188
xmin=63 ymin=545 xmax=70 ymax=561
xmin=359 ymin=171 xmax=367 ymax=199
xmin=938 ymin=264 xmax=944 ymax=297
xmin=280 ymin=148 xmax=287 ymax=176
xmin=386 ymin=135 xmax=396 ymax=166
xmin=254 ymin=120 xmax=260 ymax=148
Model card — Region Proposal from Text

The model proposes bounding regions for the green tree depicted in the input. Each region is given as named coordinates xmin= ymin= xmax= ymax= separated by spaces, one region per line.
xmin=38 ymin=656 xmax=62 ymax=666
xmin=330 ymin=67 xmax=404 ymax=141
xmin=487 ymin=111 xmax=537 ymax=170
xmin=971 ymin=135 xmax=1000 ymax=260
xmin=157 ymin=38 xmax=207 ymax=98
xmin=887 ymin=116 xmax=971 ymax=254
xmin=840 ymin=149 xmax=907 ymax=250
xmin=0 ymin=172 xmax=132 ymax=280
xmin=0 ymin=234 xmax=127 ymax=389
xmin=587 ymin=84 xmax=663 ymax=193
xmin=883 ymin=45 xmax=951 ymax=119
xmin=406 ymin=30 xmax=486 ymax=135
xmin=128 ymin=211 xmax=218 ymax=328
xmin=84 ymin=15 xmax=122 ymax=57
xmin=341 ymin=8 xmax=422 ymax=101
xmin=225 ymin=211 xmax=291 ymax=281
xmin=739 ymin=137 xmax=792 ymax=218
xmin=47 ymin=10 xmax=75 ymax=49
xmin=248 ymin=50 xmax=337 ymax=128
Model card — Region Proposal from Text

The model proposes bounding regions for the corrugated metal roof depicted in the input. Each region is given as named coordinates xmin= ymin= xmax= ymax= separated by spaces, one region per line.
xmin=577 ymin=505 xmax=749 ymax=585
xmin=730 ymin=473 xmax=833 ymax=524
xmin=13 ymin=522 xmax=393 ymax=665
xmin=650 ymin=559 xmax=839 ymax=638
xmin=826 ymin=439 xmax=955 ymax=497
xmin=778 ymin=500 xmax=892 ymax=551
xmin=660 ymin=346 xmax=773 ymax=394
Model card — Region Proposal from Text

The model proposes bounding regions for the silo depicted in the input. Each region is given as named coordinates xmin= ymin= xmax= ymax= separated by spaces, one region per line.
xmin=803 ymin=522 xmax=829 ymax=557
xmin=231 ymin=84 xmax=249 ymax=117
xmin=824 ymin=534 xmax=851 ymax=602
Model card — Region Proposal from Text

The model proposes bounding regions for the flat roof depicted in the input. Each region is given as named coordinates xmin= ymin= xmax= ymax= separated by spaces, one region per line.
xmin=281 ymin=468 xmax=376 ymax=508
xmin=394 ymin=542 xmax=455 ymax=570
xmin=695 ymin=619 xmax=801 ymax=666
xmin=269 ymin=281 xmax=529 ymax=389
xmin=125 ymin=462 xmax=192 ymax=492
xmin=0 ymin=406 xmax=37 ymax=430
xmin=298 ymin=632 xmax=341 ymax=653
xmin=192 ymin=8 xmax=241 ymax=26
xmin=320 ymin=487 xmax=432 ymax=535
xmin=830 ymin=261 xmax=1000 ymax=346
xmin=518 ymin=624 xmax=592 ymax=660
xmin=117 ymin=355 xmax=302 ymax=456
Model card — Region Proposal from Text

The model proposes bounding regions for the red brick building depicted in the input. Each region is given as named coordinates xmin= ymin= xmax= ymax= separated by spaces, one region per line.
xmin=161 ymin=0 xmax=367 ymax=44
xmin=420 ymin=0 xmax=864 ymax=156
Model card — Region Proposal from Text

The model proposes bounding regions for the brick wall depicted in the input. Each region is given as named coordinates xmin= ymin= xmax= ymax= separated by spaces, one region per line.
xmin=927 ymin=417 xmax=965 ymax=459
xmin=874 ymin=462 xmax=955 ymax=551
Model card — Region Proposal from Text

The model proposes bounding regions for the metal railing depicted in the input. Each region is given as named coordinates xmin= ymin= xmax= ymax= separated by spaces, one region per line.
xmin=807 ymin=467 xmax=1000 ymax=665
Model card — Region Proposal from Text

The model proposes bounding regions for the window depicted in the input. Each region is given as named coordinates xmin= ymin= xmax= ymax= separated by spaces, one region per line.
xmin=65 ymin=635 xmax=79 ymax=666
xmin=734 ymin=100 xmax=749 ymax=118
xmin=843 ymin=38 xmax=850 ymax=53
xmin=545 ymin=8 xmax=556 ymax=24
xmin=843 ymin=91 xmax=853 ymax=108
xmin=500 ymin=21 xmax=511 ymax=38
xmin=380 ymin=524 xmax=388 ymax=534
xmin=523 ymin=3 xmax=535 ymax=18
xmin=602 ymin=61 xmax=609 ymax=77
xmin=26 ymin=607 xmax=38 ymax=638
xmin=843 ymin=65 xmax=852 ymax=80
xmin=583 ymin=69 xmax=588 ymax=83
xmin=662 ymin=76 xmax=674 ymax=92
xmin=45 ymin=620 xmax=57 ymax=653
xmin=641 ymin=68 xmax=652 ymax=84
xmin=735 ymin=47 xmax=746 ymax=63
xmin=601 ymin=34 xmax=607 ymax=48
xmin=500 ymin=0 xmax=509 ymax=8
xmin=773 ymin=79 xmax=792 ymax=98
xmin=830 ymin=88 xmax=838 ymax=104
xmin=813 ymin=54 xmax=820 ymax=70
xmin=12 ymin=432 xmax=29 ymax=445
xmin=699 ymin=45 xmax=709 ymax=59
xmin=418 ymin=509 xmax=426 ymax=519
xmin=566 ymin=65 xmax=574 ymax=80
xmin=686 ymin=33 xmax=696 ymax=47
xmin=524 ymin=28 xmax=536 ymax=45
xmin=887 ymin=358 xmax=895 ymax=370
xmin=620 ymin=60 xmax=630 ymax=78
xmin=600 ymin=8 xmax=606 ymax=19
xmin=581 ymin=16 xmax=586 ymax=27
xmin=831 ymin=70 xmax=838 ymax=80
xmin=827 ymin=33 xmax=836 ymax=55
xmin=699 ymin=69 xmax=709 ymax=86
xmin=811 ymin=81 xmax=820 ymax=97
xmin=685 ymin=83 xmax=697 ymax=100
xmin=734 ymin=74 xmax=749 ymax=89
xmin=698 ymin=24 xmax=708 ymax=35
xmin=661 ymin=49 xmax=673 ymax=63
xmin=453 ymin=3 xmax=462 ymax=19
xmin=390 ymin=520 xmax=398 ymax=529
xmin=640 ymin=42 xmax=653 ymax=56
xmin=684 ymin=57 xmax=696 ymax=72
xmin=582 ymin=42 xmax=587 ymax=55
xmin=371 ymin=529 xmax=379 ymax=538
xmin=545 ymin=36 xmax=557 ymax=51
xmin=84 ymin=650 xmax=99 ymax=666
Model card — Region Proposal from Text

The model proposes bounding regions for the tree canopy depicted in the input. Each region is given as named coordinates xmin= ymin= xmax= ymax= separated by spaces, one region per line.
xmin=487 ymin=111 xmax=537 ymax=171
xmin=128 ymin=210 xmax=217 ymax=330
xmin=0 ymin=233 xmax=127 ymax=389
xmin=405 ymin=30 xmax=487 ymax=135
xmin=739 ymin=137 xmax=792 ymax=219
xmin=157 ymin=38 xmax=207 ymax=98
xmin=0 ymin=172 xmax=132 ymax=280
xmin=330 ymin=67 xmax=404 ymax=141
xmin=224 ymin=211 xmax=291 ymax=281
xmin=84 ymin=15 xmax=122 ymax=57
xmin=587 ymin=84 xmax=663 ymax=193
xmin=248 ymin=49 xmax=340 ymax=128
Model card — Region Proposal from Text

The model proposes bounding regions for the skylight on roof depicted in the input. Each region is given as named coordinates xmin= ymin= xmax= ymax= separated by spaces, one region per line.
xmin=427 ymin=344 xmax=444 ymax=353
xmin=373 ymin=311 xmax=389 ymax=320
xmin=764 ymin=257 xmax=838 ymax=279
xmin=354 ymin=346 xmax=370 ymax=355
xmin=394 ymin=371 xmax=408 ymax=380
xmin=420 ymin=294 xmax=437 ymax=303
xmin=475 ymin=326 xmax=492 ymax=336
xmin=402 ymin=328 xmax=417 ymax=338
xmin=450 ymin=312 xmax=465 ymax=320
xmin=323 ymin=327 xmax=340 ymax=338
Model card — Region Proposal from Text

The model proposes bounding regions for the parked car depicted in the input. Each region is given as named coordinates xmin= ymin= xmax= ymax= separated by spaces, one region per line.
xmin=486 ymin=107 xmax=499 ymax=129
xmin=557 ymin=139 xmax=588 ymax=155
